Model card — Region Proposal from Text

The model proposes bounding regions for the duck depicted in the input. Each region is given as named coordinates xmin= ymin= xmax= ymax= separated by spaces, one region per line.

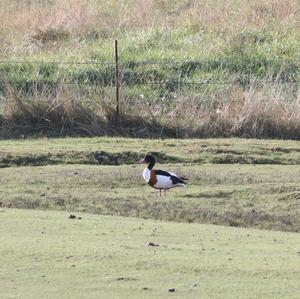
xmin=140 ymin=154 xmax=188 ymax=196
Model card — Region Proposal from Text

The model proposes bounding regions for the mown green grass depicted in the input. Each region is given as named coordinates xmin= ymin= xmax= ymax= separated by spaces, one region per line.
xmin=0 ymin=137 xmax=299 ymax=231
xmin=1 ymin=163 xmax=299 ymax=231
xmin=1 ymin=158 xmax=300 ymax=231
xmin=1 ymin=208 xmax=299 ymax=299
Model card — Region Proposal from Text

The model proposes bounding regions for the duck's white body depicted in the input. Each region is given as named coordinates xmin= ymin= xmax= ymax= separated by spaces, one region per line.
xmin=143 ymin=168 xmax=175 ymax=189
xmin=143 ymin=168 xmax=186 ymax=190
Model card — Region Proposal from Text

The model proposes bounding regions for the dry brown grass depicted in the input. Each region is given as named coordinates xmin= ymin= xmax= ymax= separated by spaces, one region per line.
xmin=1 ymin=81 xmax=299 ymax=139
xmin=2 ymin=85 xmax=105 ymax=135
xmin=232 ymin=86 xmax=300 ymax=138
xmin=1 ymin=0 xmax=299 ymax=56
xmin=145 ymin=83 xmax=300 ymax=139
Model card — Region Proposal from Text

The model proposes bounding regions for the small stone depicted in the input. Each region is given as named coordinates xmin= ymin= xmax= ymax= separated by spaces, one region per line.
xmin=168 ymin=288 xmax=176 ymax=292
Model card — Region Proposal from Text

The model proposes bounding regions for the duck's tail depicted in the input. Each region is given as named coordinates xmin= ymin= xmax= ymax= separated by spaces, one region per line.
xmin=171 ymin=175 xmax=187 ymax=185
xmin=179 ymin=176 xmax=188 ymax=181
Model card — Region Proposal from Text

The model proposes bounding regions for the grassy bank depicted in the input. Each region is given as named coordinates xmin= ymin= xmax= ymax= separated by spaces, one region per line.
xmin=1 ymin=208 xmax=300 ymax=299
xmin=1 ymin=163 xmax=299 ymax=232
xmin=0 ymin=0 xmax=299 ymax=138
xmin=0 ymin=137 xmax=299 ymax=232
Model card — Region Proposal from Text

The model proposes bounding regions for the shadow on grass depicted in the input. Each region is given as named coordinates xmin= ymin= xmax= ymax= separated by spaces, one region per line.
xmin=183 ymin=191 xmax=234 ymax=199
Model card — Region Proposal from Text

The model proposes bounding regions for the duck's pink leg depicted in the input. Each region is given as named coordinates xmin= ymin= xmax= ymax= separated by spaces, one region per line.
xmin=159 ymin=189 xmax=162 ymax=197
xmin=164 ymin=189 xmax=166 ymax=197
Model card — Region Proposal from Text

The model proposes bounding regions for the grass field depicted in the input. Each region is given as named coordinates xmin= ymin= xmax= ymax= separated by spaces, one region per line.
xmin=1 ymin=137 xmax=300 ymax=298
xmin=1 ymin=208 xmax=300 ymax=299
xmin=1 ymin=137 xmax=299 ymax=232
xmin=1 ymin=1 xmax=300 ymax=297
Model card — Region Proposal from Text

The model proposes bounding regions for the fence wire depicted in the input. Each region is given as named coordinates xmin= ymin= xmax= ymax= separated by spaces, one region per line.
xmin=0 ymin=59 xmax=299 ymax=103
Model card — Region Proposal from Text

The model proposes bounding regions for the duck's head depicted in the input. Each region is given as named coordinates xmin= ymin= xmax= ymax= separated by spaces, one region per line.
xmin=139 ymin=154 xmax=156 ymax=169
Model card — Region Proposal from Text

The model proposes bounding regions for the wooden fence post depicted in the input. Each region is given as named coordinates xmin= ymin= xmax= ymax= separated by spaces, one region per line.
xmin=115 ymin=40 xmax=120 ymax=129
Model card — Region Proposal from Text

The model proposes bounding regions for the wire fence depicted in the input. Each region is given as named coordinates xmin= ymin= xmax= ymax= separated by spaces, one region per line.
xmin=1 ymin=53 xmax=300 ymax=109
xmin=1 ymin=59 xmax=299 ymax=84
xmin=0 ymin=49 xmax=300 ymax=138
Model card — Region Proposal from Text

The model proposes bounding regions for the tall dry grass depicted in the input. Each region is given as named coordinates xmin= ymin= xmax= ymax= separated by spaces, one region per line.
xmin=2 ymin=82 xmax=300 ymax=139
xmin=1 ymin=0 xmax=299 ymax=56
xmin=1 ymin=84 xmax=107 ymax=136
xmin=181 ymin=84 xmax=300 ymax=139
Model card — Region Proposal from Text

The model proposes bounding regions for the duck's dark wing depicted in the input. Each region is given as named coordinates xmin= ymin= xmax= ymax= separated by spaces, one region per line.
xmin=155 ymin=169 xmax=188 ymax=184
xmin=155 ymin=169 xmax=172 ymax=177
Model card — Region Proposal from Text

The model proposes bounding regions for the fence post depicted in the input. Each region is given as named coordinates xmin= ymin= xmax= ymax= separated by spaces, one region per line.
xmin=115 ymin=40 xmax=120 ymax=129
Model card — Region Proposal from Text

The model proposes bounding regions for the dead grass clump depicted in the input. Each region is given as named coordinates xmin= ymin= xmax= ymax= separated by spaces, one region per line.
xmin=31 ymin=28 xmax=70 ymax=44
xmin=232 ymin=86 xmax=300 ymax=139
xmin=2 ymin=86 xmax=105 ymax=136
xmin=162 ymin=84 xmax=300 ymax=139
xmin=118 ymin=88 xmax=300 ymax=140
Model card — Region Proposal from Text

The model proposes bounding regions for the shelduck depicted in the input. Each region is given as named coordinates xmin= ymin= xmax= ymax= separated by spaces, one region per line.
xmin=140 ymin=154 xmax=188 ymax=196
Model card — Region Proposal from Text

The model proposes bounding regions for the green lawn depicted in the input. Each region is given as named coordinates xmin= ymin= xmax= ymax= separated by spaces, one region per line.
xmin=1 ymin=208 xmax=299 ymax=299
xmin=0 ymin=137 xmax=299 ymax=231
xmin=1 ymin=137 xmax=300 ymax=298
